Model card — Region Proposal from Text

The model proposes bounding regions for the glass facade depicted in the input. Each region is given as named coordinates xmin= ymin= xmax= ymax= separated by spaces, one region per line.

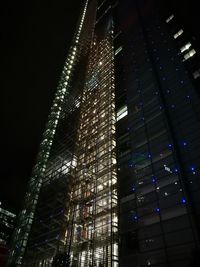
xmin=0 ymin=203 xmax=16 ymax=246
xmin=114 ymin=0 xmax=200 ymax=266
xmin=9 ymin=0 xmax=200 ymax=266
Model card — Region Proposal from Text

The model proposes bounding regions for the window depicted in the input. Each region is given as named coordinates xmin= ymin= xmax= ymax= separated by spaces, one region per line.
xmin=116 ymin=105 xmax=128 ymax=121
xmin=115 ymin=46 xmax=123 ymax=56
xmin=180 ymin=42 xmax=191 ymax=53
xmin=173 ymin=29 xmax=183 ymax=39
xmin=183 ymin=49 xmax=196 ymax=61
xmin=193 ymin=69 xmax=200 ymax=79
xmin=166 ymin=14 xmax=174 ymax=23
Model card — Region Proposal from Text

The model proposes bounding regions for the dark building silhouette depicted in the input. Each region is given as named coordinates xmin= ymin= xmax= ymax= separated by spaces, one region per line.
xmin=8 ymin=0 xmax=200 ymax=266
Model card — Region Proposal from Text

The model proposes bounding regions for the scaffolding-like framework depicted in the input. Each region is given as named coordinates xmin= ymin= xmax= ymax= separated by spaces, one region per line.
xmin=65 ymin=31 xmax=118 ymax=266
xmin=7 ymin=0 xmax=95 ymax=265
xmin=8 ymin=1 xmax=119 ymax=266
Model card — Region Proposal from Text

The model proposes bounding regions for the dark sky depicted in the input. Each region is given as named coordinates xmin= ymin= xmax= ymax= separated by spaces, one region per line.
xmin=0 ymin=0 xmax=82 ymax=213
xmin=0 ymin=0 xmax=199 ymax=214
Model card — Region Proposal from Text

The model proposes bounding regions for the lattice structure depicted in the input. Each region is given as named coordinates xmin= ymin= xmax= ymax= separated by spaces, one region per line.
xmin=65 ymin=32 xmax=118 ymax=267
xmin=8 ymin=1 xmax=119 ymax=266
xmin=7 ymin=0 xmax=97 ymax=265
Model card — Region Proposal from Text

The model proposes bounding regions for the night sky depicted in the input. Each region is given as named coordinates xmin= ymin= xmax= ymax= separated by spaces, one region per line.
xmin=0 ymin=0 xmax=82 ymax=213
xmin=0 ymin=0 xmax=199 ymax=215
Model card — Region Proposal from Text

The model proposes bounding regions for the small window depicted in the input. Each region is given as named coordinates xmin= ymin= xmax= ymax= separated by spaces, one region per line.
xmin=166 ymin=14 xmax=174 ymax=23
xmin=180 ymin=42 xmax=191 ymax=53
xmin=115 ymin=46 xmax=123 ymax=56
xmin=183 ymin=49 xmax=196 ymax=61
xmin=116 ymin=105 xmax=128 ymax=121
xmin=193 ymin=69 xmax=200 ymax=79
xmin=173 ymin=29 xmax=183 ymax=39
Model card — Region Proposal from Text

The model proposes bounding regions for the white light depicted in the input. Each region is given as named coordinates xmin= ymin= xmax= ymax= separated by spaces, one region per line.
xmin=180 ymin=42 xmax=191 ymax=53
xmin=164 ymin=164 xmax=172 ymax=173
xmin=98 ymin=185 xmax=103 ymax=190
xmin=115 ymin=46 xmax=123 ymax=56
xmin=183 ymin=49 xmax=196 ymax=61
xmin=193 ymin=69 xmax=200 ymax=79
xmin=174 ymin=29 xmax=183 ymax=39
xmin=116 ymin=105 xmax=128 ymax=121
xmin=166 ymin=14 xmax=174 ymax=23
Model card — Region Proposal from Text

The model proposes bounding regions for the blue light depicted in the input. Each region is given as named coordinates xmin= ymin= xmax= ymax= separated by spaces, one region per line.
xmin=182 ymin=198 xmax=187 ymax=204
xmin=190 ymin=165 xmax=196 ymax=172
xmin=148 ymin=154 xmax=152 ymax=158
xmin=132 ymin=186 xmax=136 ymax=192
xmin=151 ymin=176 xmax=156 ymax=183
xmin=174 ymin=168 xmax=179 ymax=173
xmin=168 ymin=144 xmax=172 ymax=149
xmin=171 ymin=104 xmax=175 ymax=108
xmin=133 ymin=215 xmax=138 ymax=220
xmin=155 ymin=207 xmax=160 ymax=213
xmin=183 ymin=141 xmax=187 ymax=146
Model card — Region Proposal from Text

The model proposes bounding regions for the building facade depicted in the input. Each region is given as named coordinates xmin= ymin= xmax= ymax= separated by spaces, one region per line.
xmin=0 ymin=202 xmax=16 ymax=265
xmin=8 ymin=0 xmax=200 ymax=266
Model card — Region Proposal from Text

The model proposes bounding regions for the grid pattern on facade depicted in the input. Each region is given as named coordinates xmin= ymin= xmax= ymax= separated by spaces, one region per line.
xmin=66 ymin=34 xmax=118 ymax=267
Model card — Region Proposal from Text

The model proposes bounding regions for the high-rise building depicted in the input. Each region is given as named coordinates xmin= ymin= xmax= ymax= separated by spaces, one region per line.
xmin=0 ymin=202 xmax=16 ymax=265
xmin=8 ymin=0 xmax=200 ymax=266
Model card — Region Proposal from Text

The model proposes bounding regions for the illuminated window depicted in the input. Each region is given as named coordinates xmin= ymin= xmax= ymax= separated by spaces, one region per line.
xmin=183 ymin=49 xmax=196 ymax=61
xmin=115 ymin=46 xmax=123 ymax=56
xmin=116 ymin=105 xmax=128 ymax=121
xmin=166 ymin=14 xmax=174 ymax=23
xmin=180 ymin=42 xmax=191 ymax=53
xmin=193 ymin=69 xmax=200 ymax=79
xmin=174 ymin=29 xmax=183 ymax=39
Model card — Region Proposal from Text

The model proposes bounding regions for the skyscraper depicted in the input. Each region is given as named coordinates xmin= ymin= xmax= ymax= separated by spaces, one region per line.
xmin=8 ymin=0 xmax=200 ymax=266
xmin=0 ymin=202 xmax=16 ymax=265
